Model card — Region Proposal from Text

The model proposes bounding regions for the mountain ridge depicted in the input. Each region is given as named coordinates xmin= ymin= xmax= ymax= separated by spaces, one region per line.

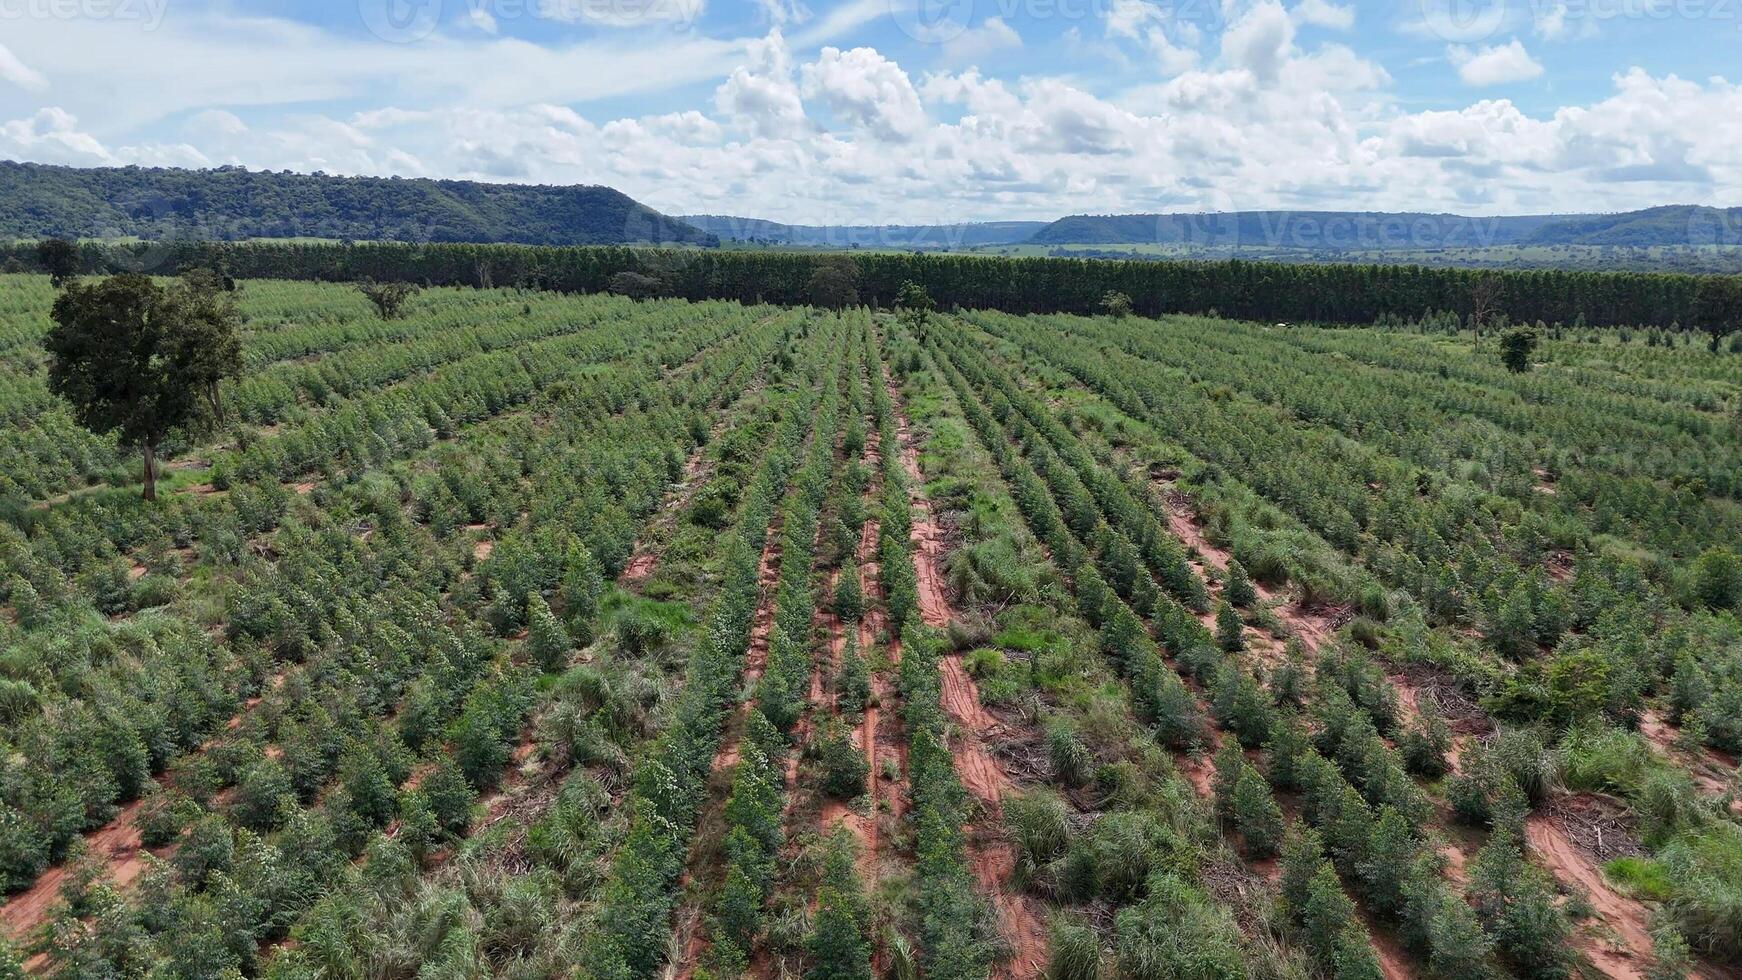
xmin=0 ymin=161 xmax=716 ymax=247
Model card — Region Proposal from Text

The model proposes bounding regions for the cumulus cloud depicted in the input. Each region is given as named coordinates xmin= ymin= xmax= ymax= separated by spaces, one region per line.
xmin=801 ymin=46 xmax=926 ymax=142
xmin=1221 ymin=2 xmax=1295 ymax=84
xmin=1449 ymin=39 xmax=1545 ymax=86
xmin=715 ymin=29 xmax=808 ymax=138
xmin=1294 ymin=0 xmax=1354 ymax=29
xmin=0 ymin=108 xmax=111 ymax=165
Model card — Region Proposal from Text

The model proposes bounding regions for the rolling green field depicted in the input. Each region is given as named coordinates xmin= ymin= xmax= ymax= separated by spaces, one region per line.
xmin=1 ymin=273 xmax=1740 ymax=980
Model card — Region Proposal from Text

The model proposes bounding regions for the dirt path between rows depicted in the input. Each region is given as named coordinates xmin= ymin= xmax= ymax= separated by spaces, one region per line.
xmin=669 ymin=508 xmax=788 ymax=980
xmin=891 ymin=379 xmax=1045 ymax=980
xmin=1155 ymin=487 xmax=1709 ymax=980
xmin=619 ymin=388 xmax=752 ymax=587
xmin=1 ymin=674 xmax=284 ymax=949
xmin=830 ymin=422 xmax=909 ymax=885
xmin=1148 ymin=492 xmax=1413 ymax=980
xmin=1154 ymin=485 xmax=1340 ymax=656
xmin=1525 ymin=813 xmax=1659 ymax=980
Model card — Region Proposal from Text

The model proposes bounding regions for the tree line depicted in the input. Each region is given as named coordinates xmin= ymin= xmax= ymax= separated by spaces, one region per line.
xmin=10 ymin=237 xmax=1741 ymax=333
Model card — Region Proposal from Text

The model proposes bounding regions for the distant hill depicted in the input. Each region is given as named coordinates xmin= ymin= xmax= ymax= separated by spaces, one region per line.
xmin=1029 ymin=207 xmax=1742 ymax=249
xmin=0 ymin=161 xmax=716 ymax=246
xmin=1524 ymin=206 xmax=1742 ymax=246
xmin=680 ymin=214 xmax=1044 ymax=249
xmin=1029 ymin=210 xmax=1579 ymax=249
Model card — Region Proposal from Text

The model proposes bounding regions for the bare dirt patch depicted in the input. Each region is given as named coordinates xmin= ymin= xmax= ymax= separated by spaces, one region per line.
xmin=1526 ymin=797 xmax=1657 ymax=980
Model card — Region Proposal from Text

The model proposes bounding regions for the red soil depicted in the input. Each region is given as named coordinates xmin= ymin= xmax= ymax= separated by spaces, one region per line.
xmin=2 ymin=675 xmax=284 ymax=946
xmin=1 ymin=799 xmax=153 ymax=945
xmin=1160 ymin=494 xmax=1338 ymax=655
xmin=892 ymin=387 xmax=1046 ymax=980
xmin=1526 ymin=810 xmax=1662 ymax=980
xmin=617 ymin=552 xmax=658 ymax=586
xmin=1639 ymin=710 xmax=1739 ymax=807
xmin=618 ymin=435 xmax=718 ymax=587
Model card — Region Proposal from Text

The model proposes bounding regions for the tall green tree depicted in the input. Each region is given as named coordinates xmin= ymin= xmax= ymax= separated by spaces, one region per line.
xmin=895 ymin=280 xmax=935 ymax=332
xmin=36 ymin=237 xmax=80 ymax=287
xmin=808 ymin=256 xmax=860 ymax=310
xmin=1500 ymin=327 xmax=1539 ymax=374
xmin=45 ymin=273 xmax=243 ymax=500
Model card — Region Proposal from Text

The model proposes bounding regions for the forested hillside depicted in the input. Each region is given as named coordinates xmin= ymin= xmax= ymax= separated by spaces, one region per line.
xmin=1030 ymin=207 xmax=1742 ymax=249
xmin=1033 ymin=211 xmax=1573 ymax=247
xmin=1525 ymin=206 xmax=1742 ymax=246
xmin=0 ymin=162 xmax=715 ymax=246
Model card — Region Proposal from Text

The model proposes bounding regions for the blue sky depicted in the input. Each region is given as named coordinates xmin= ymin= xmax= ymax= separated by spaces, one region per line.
xmin=0 ymin=0 xmax=1737 ymax=223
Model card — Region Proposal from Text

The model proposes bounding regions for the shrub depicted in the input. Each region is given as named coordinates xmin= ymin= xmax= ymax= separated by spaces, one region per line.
xmin=1045 ymin=720 xmax=1094 ymax=787
xmin=815 ymin=719 xmax=868 ymax=800
xmin=1232 ymin=767 xmax=1284 ymax=858
xmin=1224 ymin=559 xmax=1257 ymax=607
xmin=1005 ymin=791 xmax=1072 ymax=876
xmin=834 ymin=571 xmax=864 ymax=623
xmin=836 ymin=639 xmax=871 ymax=717
xmin=233 ymin=759 xmax=296 ymax=831
xmin=527 ymin=594 xmax=574 ymax=672
xmin=1045 ymin=918 xmax=1102 ymax=980
xmin=1400 ymin=700 xmax=1452 ymax=780
xmin=1691 ymin=547 xmax=1742 ymax=610
xmin=806 ymin=833 xmax=871 ymax=980
xmin=1215 ymin=602 xmax=1244 ymax=652
xmin=422 ymin=757 xmax=475 ymax=836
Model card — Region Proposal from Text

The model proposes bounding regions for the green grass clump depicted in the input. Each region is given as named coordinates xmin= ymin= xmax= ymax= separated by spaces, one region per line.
xmin=1602 ymin=856 xmax=1673 ymax=901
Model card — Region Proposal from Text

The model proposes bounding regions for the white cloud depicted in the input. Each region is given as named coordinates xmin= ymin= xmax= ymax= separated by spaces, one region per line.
xmin=1449 ymin=39 xmax=1545 ymax=86
xmin=0 ymin=42 xmax=48 ymax=91
xmin=1103 ymin=0 xmax=1200 ymax=75
xmin=1294 ymin=0 xmax=1354 ymax=30
xmin=715 ymin=29 xmax=808 ymax=139
xmin=753 ymin=0 xmax=810 ymax=26
xmin=941 ymin=17 xmax=1022 ymax=65
xmin=1106 ymin=0 xmax=1158 ymax=39
xmin=0 ymin=0 xmax=1738 ymax=227
xmin=1221 ymin=2 xmax=1295 ymax=85
xmin=644 ymin=110 xmax=723 ymax=143
xmin=0 ymin=108 xmax=111 ymax=165
xmin=536 ymin=0 xmax=706 ymax=28
xmin=801 ymin=46 xmax=927 ymax=142
xmin=187 ymin=109 xmax=249 ymax=137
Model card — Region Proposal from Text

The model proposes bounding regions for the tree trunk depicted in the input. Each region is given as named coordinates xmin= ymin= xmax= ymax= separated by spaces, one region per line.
xmin=141 ymin=442 xmax=157 ymax=502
